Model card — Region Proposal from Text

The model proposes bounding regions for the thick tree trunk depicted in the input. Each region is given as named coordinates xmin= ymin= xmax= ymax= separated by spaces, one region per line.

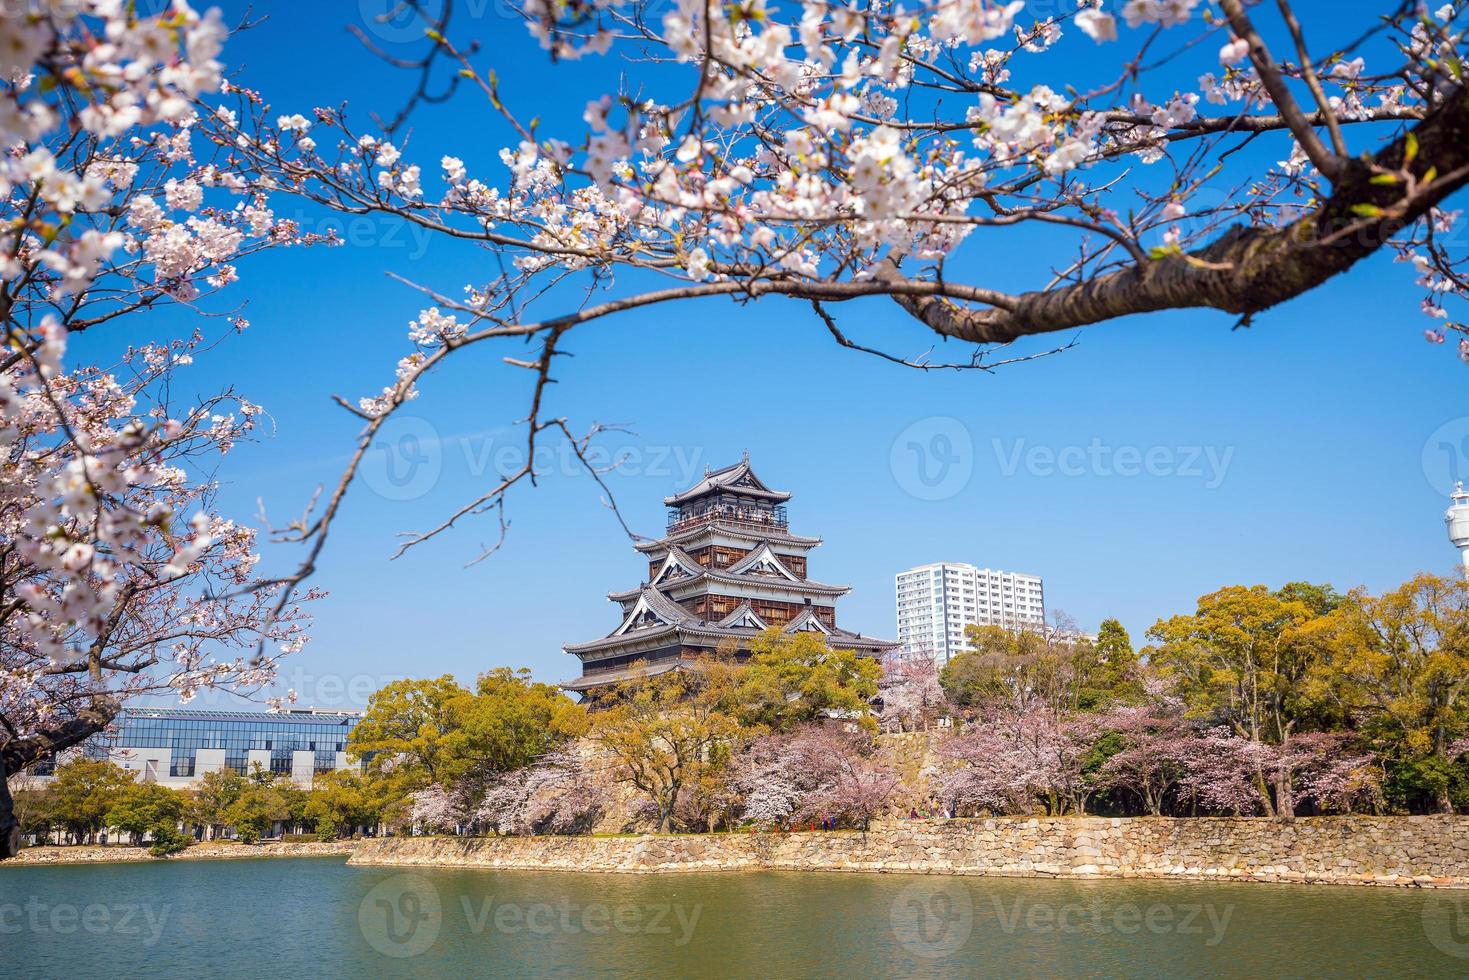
xmin=1276 ymin=768 xmax=1295 ymax=822
xmin=892 ymin=87 xmax=1469 ymax=343
xmin=1255 ymin=769 xmax=1277 ymax=818
xmin=0 ymin=755 xmax=18 ymax=860
xmin=0 ymin=696 xmax=121 ymax=860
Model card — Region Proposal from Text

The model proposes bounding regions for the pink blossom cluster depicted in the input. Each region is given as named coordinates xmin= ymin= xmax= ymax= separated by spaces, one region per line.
xmin=0 ymin=3 xmax=321 ymax=765
xmin=228 ymin=0 xmax=1468 ymax=435
xmin=939 ymin=707 xmax=1384 ymax=817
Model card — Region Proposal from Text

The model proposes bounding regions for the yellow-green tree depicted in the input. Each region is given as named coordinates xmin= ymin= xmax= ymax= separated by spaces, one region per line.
xmin=1148 ymin=584 xmax=1330 ymax=816
xmin=348 ymin=675 xmax=466 ymax=788
xmin=1315 ymin=574 xmax=1469 ymax=813
xmin=106 ymin=782 xmax=184 ymax=846
xmin=350 ymin=670 xmax=586 ymax=803
xmin=443 ymin=668 xmax=587 ymax=783
xmin=304 ymin=770 xmax=397 ymax=839
xmin=591 ymin=665 xmax=743 ymax=832
xmin=12 ymin=784 xmax=56 ymax=845
xmin=939 ymin=625 xmax=1124 ymax=714
xmin=736 ymin=629 xmax=880 ymax=731
xmin=49 ymin=758 xmax=134 ymax=843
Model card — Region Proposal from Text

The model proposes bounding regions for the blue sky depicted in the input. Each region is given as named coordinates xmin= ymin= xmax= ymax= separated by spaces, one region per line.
xmin=81 ymin=2 xmax=1469 ymax=706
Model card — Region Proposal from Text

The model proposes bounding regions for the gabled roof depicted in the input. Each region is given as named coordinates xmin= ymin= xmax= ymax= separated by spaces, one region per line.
xmin=783 ymin=606 xmax=834 ymax=635
xmin=610 ymin=587 xmax=700 ymax=637
xmin=650 ymin=546 xmax=705 ymax=586
xmin=716 ymin=601 xmax=769 ymax=630
xmin=612 ymin=554 xmax=847 ymax=604
xmin=727 ymin=543 xmax=801 ymax=581
xmin=561 ymin=620 xmax=901 ymax=688
xmin=664 ymin=457 xmax=792 ymax=507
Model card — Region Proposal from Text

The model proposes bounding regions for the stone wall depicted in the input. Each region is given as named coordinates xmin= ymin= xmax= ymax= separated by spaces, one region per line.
xmin=7 ymin=840 xmax=355 ymax=866
xmin=349 ymin=817 xmax=1469 ymax=888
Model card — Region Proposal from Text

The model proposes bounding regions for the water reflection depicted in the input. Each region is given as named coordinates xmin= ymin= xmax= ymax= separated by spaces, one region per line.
xmin=2 ymin=858 xmax=1464 ymax=978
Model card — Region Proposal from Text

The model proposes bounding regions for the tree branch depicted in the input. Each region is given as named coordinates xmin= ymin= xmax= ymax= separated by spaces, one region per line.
xmin=1221 ymin=0 xmax=1345 ymax=181
xmin=891 ymin=88 xmax=1469 ymax=344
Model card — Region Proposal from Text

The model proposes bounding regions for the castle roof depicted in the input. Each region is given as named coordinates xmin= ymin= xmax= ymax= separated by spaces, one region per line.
xmin=664 ymin=457 xmax=792 ymax=507
xmin=607 ymin=566 xmax=850 ymax=604
xmin=633 ymin=524 xmax=822 ymax=554
xmin=562 ymin=608 xmax=896 ymax=660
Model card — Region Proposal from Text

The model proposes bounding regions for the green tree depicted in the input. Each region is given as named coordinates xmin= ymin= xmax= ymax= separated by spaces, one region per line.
xmin=304 ymin=771 xmax=391 ymax=840
xmin=1317 ymin=574 xmax=1469 ymax=813
xmin=443 ymin=668 xmax=587 ymax=783
xmin=736 ymin=629 xmax=881 ymax=731
xmin=147 ymin=821 xmax=191 ymax=857
xmin=189 ymin=769 xmax=246 ymax=840
xmin=1094 ymin=618 xmax=1143 ymax=703
xmin=49 ymin=758 xmax=134 ymax=843
xmin=224 ymin=784 xmax=289 ymax=843
xmin=348 ymin=675 xmax=467 ymax=788
xmin=277 ymin=782 xmax=312 ymax=835
xmin=1148 ymin=583 xmax=1329 ymax=816
xmin=1276 ymin=582 xmax=1346 ymax=618
xmin=106 ymin=782 xmax=184 ymax=846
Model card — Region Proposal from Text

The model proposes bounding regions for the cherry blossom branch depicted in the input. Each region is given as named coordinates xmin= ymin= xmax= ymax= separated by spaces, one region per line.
xmin=1220 ymin=0 xmax=1345 ymax=181
xmin=1274 ymin=0 xmax=1349 ymax=158
xmin=891 ymin=88 xmax=1469 ymax=343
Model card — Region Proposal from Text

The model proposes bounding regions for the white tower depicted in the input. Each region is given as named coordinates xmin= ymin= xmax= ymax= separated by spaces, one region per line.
xmin=1447 ymin=482 xmax=1469 ymax=579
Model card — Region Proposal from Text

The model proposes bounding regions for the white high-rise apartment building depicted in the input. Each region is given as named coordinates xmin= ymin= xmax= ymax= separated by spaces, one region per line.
xmin=894 ymin=562 xmax=1046 ymax=663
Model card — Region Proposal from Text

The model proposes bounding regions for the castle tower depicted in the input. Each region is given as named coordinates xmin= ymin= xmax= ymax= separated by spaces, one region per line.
xmin=561 ymin=457 xmax=897 ymax=697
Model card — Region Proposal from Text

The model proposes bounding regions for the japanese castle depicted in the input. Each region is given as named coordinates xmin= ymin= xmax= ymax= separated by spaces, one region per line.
xmin=561 ymin=455 xmax=898 ymax=697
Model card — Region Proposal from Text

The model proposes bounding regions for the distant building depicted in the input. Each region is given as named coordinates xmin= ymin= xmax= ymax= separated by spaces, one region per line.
xmin=1447 ymin=482 xmax=1469 ymax=579
xmin=562 ymin=455 xmax=898 ymax=698
xmin=895 ymin=562 xmax=1046 ymax=664
xmin=31 ymin=706 xmax=364 ymax=789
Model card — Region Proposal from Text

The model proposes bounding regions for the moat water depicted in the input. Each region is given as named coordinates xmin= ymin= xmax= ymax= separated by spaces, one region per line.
xmin=3 ymin=856 xmax=1467 ymax=977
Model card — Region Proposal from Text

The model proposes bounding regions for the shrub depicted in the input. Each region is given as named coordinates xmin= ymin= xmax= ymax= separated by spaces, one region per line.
xmin=147 ymin=822 xmax=190 ymax=857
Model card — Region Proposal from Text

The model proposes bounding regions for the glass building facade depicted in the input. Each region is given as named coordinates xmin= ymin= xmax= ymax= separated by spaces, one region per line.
xmin=41 ymin=706 xmax=366 ymax=780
